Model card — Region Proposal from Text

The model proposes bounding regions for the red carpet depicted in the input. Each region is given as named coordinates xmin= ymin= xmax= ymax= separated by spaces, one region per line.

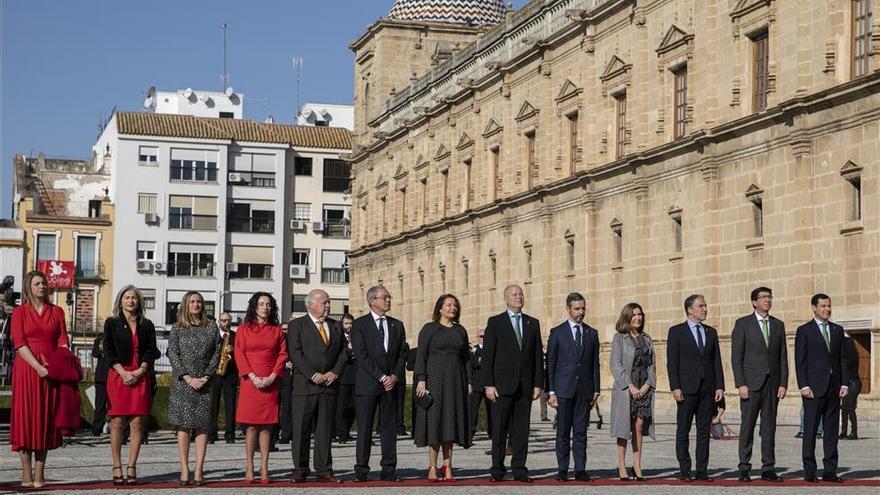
xmin=3 ymin=477 xmax=879 ymax=491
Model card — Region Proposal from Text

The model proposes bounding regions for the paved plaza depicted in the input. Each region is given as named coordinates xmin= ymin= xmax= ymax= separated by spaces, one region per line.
xmin=1 ymin=406 xmax=877 ymax=494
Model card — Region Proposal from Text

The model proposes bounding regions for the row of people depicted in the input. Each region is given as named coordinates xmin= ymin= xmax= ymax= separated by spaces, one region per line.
xmin=8 ymin=271 xmax=856 ymax=487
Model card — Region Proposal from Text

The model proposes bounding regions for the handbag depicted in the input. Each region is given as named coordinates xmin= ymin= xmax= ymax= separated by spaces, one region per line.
xmin=416 ymin=390 xmax=433 ymax=410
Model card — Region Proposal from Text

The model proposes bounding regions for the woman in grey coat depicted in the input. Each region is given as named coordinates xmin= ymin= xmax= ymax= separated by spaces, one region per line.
xmin=167 ymin=291 xmax=221 ymax=485
xmin=609 ymin=302 xmax=655 ymax=481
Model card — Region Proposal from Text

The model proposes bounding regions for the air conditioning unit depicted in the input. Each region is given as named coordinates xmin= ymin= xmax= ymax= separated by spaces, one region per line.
xmin=289 ymin=264 xmax=307 ymax=280
xmin=225 ymin=262 xmax=239 ymax=272
xmin=153 ymin=261 xmax=167 ymax=272
xmin=289 ymin=219 xmax=306 ymax=231
xmin=136 ymin=260 xmax=153 ymax=272
xmin=144 ymin=213 xmax=159 ymax=225
xmin=311 ymin=221 xmax=324 ymax=232
xmin=228 ymin=172 xmax=244 ymax=183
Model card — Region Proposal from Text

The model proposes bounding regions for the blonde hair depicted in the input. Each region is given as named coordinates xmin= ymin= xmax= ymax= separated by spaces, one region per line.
xmin=22 ymin=270 xmax=50 ymax=307
xmin=176 ymin=291 xmax=208 ymax=328
xmin=112 ymin=285 xmax=145 ymax=322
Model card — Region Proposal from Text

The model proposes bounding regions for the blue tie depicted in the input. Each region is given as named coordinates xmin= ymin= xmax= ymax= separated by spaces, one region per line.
xmin=696 ymin=325 xmax=705 ymax=354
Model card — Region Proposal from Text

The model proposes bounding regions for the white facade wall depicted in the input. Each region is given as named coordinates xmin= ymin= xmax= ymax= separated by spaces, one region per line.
xmin=152 ymin=90 xmax=244 ymax=119
xmin=297 ymin=103 xmax=354 ymax=131
xmin=0 ymin=227 xmax=24 ymax=297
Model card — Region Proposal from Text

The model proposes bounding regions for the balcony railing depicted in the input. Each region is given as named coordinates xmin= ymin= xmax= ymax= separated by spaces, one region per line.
xmin=321 ymin=268 xmax=349 ymax=284
xmin=228 ymin=170 xmax=276 ymax=188
xmin=169 ymin=213 xmax=218 ymax=231
xmin=75 ymin=262 xmax=106 ymax=280
xmin=227 ymin=217 xmax=275 ymax=234
xmin=167 ymin=261 xmax=216 ymax=278
xmin=322 ymin=220 xmax=351 ymax=239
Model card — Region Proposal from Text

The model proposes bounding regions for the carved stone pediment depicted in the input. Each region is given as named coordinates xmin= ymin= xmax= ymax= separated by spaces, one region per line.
xmin=456 ymin=132 xmax=474 ymax=150
xmin=656 ymin=25 xmax=694 ymax=56
xmin=482 ymin=119 xmax=503 ymax=138
xmin=515 ymin=100 xmax=540 ymax=123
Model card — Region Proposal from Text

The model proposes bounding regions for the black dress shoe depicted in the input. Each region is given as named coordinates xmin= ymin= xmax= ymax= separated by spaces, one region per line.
xmin=694 ymin=472 xmax=713 ymax=482
xmin=738 ymin=471 xmax=751 ymax=482
xmin=848 ymin=434 xmax=859 ymax=440
xmin=489 ymin=475 xmax=504 ymax=483
xmin=291 ymin=473 xmax=307 ymax=483
xmin=380 ymin=474 xmax=402 ymax=482
xmin=804 ymin=475 xmax=819 ymax=483
xmin=554 ymin=473 xmax=568 ymax=482
xmin=822 ymin=474 xmax=844 ymax=483
xmin=794 ymin=431 xmax=804 ymax=438
xmin=574 ymin=471 xmax=592 ymax=482
xmin=678 ymin=472 xmax=693 ymax=482
xmin=761 ymin=471 xmax=782 ymax=482
xmin=513 ymin=475 xmax=533 ymax=483
xmin=353 ymin=475 xmax=368 ymax=483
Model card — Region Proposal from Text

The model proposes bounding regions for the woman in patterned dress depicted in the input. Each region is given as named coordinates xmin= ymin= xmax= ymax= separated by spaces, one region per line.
xmin=413 ymin=294 xmax=471 ymax=482
xmin=167 ymin=291 xmax=221 ymax=485
xmin=609 ymin=302 xmax=656 ymax=481
xmin=234 ymin=292 xmax=287 ymax=483
xmin=9 ymin=271 xmax=69 ymax=488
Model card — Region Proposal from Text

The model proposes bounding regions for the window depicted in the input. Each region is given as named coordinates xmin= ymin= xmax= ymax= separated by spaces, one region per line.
xmin=418 ymin=267 xmax=425 ymax=301
xmin=293 ymin=203 xmax=311 ymax=221
xmin=36 ymin=233 xmax=56 ymax=262
xmin=440 ymin=171 xmax=449 ymax=217
xmin=439 ymin=264 xmax=446 ymax=292
xmin=321 ymin=250 xmax=348 ymax=284
xmin=462 ymin=159 xmax=472 ymax=211
xmin=141 ymin=289 xmax=156 ymax=310
xmin=489 ymin=252 xmax=497 ymax=286
xmin=673 ymin=66 xmax=688 ymax=139
xmin=294 ymin=156 xmax=313 ymax=176
xmin=227 ymin=263 xmax=272 ymax=280
xmin=420 ymin=179 xmax=428 ymax=225
xmin=292 ymin=294 xmax=308 ymax=314
xmin=752 ymin=30 xmax=769 ymax=112
xmin=227 ymin=203 xmax=275 ymax=234
xmin=169 ymin=196 xmax=218 ymax=231
xmin=461 ymin=259 xmax=469 ymax=292
xmin=170 ymin=159 xmax=218 ymax=182
xmin=853 ymin=0 xmax=873 ymax=77
xmin=75 ymin=236 xmax=97 ymax=278
xmin=137 ymin=193 xmax=157 ymax=214
xmin=490 ymin=147 xmax=500 ymax=200
xmin=611 ymin=220 xmax=623 ymax=267
xmin=137 ymin=241 xmax=156 ymax=261
xmin=323 ymin=205 xmax=351 ymax=238
xmin=568 ymin=113 xmax=579 ymax=173
xmin=323 ymin=159 xmax=351 ymax=193
xmin=523 ymin=242 xmax=533 ymax=281
xmin=565 ymin=235 xmax=575 ymax=274
xmin=88 ymin=200 xmax=102 ymax=218
xmin=525 ymin=131 xmax=536 ymax=189
xmin=615 ymin=92 xmax=627 ymax=159
xmin=399 ymin=188 xmax=408 ymax=228
xmin=751 ymin=197 xmax=764 ymax=237
xmin=168 ymin=245 xmax=216 ymax=278
xmin=670 ymin=210 xmax=683 ymax=254
xmin=230 ymin=152 xmax=277 ymax=188
xmin=138 ymin=146 xmax=158 ymax=166
xmin=841 ymin=163 xmax=863 ymax=222
xmin=219 ymin=111 xmax=234 ymax=119
xmin=291 ymin=249 xmax=310 ymax=265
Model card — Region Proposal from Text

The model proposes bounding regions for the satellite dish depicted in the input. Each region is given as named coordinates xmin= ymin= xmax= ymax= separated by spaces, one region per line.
xmin=264 ymin=115 xmax=275 ymax=124
xmin=224 ymin=86 xmax=235 ymax=97
xmin=183 ymin=88 xmax=194 ymax=100
xmin=143 ymin=86 xmax=156 ymax=110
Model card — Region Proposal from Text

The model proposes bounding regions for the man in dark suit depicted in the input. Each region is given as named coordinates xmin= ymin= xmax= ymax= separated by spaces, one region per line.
xmin=546 ymin=292 xmax=600 ymax=482
xmin=350 ymin=285 xmax=407 ymax=482
xmin=667 ymin=294 xmax=725 ymax=482
xmin=209 ymin=312 xmax=238 ymax=443
xmin=483 ymin=284 xmax=543 ymax=483
xmin=395 ymin=342 xmax=410 ymax=436
xmin=334 ymin=314 xmax=356 ymax=443
xmin=288 ymin=289 xmax=348 ymax=483
xmin=795 ymin=293 xmax=849 ymax=483
xmin=405 ymin=344 xmax=418 ymax=438
xmin=467 ymin=330 xmax=492 ymax=442
xmin=840 ymin=333 xmax=861 ymax=440
xmin=731 ymin=287 xmax=788 ymax=482
xmin=91 ymin=334 xmax=109 ymax=436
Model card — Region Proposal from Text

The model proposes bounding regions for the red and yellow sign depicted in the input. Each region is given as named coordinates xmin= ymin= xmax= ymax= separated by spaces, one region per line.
xmin=37 ymin=260 xmax=75 ymax=289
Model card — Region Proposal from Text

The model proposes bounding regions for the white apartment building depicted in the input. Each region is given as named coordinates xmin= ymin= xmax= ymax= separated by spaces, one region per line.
xmin=297 ymin=103 xmax=354 ymax=130
xmin=95 ymin=93 xmax=351 ymax=331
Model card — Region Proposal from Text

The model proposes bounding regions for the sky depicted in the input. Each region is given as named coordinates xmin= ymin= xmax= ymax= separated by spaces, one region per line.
xmin=0 ymin=0 xmax=530 ymax=217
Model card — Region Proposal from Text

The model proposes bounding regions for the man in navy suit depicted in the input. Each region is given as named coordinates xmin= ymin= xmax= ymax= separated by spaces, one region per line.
xmin=482 ymin=285 xmax=543 ymax=483
xmin=350 ymin=285 xmax=408 ymax=482
xmin=795 ymin=293 xmax=849 ymax=483
xmin=546 ymin=292 xmax=600 ymax=482
xmin=666 ymin=294 xmax=725 ymax=482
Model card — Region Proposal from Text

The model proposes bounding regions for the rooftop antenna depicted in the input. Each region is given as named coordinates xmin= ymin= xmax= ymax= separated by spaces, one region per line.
xmin=293 ymin=56 xmax=303 ymax=119
xmin=221 ymin=23 xmax=230 ymax=91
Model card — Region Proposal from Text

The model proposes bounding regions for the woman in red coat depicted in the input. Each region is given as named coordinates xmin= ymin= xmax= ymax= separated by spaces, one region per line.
xmin=234 ymin=292 xmax=287 ymax=483
xmin=103 ymin=285 xmax=160 ymax=485
xmin=10 ymin=270 xmax=69 ymax=489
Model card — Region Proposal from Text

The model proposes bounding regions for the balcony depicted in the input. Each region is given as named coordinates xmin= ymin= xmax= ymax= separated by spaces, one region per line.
xmin=167 ymin=261 xmax=216 ymax=278
xmin=322 ymin=220 xmax=351 ymax=239
xmin=227 ymin=217 xmax=275 ymax=234
xmin=75 ymin=262 xmax=106 ymax=280
xmin=321 ymin=268 xmax=349 ymax=284
xmin=169 ymin=213 xmax=218 ymax=231
xmin=227 ymin=170 xmax=276 ymax=188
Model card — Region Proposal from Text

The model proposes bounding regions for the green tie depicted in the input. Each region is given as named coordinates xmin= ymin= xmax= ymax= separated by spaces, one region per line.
xmin=821 ymin=322 xmax=830 ymax=351
xmin=761 ymin=319 xmax=770 ymax=348
xmin=513 ymin=314 xmax=523 ymax=350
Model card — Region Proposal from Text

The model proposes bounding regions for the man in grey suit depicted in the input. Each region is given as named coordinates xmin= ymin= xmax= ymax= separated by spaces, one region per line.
xmin=731 ymin=287 xmax=788 ymax=482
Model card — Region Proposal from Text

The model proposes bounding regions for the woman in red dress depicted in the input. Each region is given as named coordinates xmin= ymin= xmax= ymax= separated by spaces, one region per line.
xmin=10 ymin=270 xmax=69 ymax=489
xmin=234 ymin=292 xmax=287 ymax=483
xmin=103 ymin=285 xmax=159 ymax=485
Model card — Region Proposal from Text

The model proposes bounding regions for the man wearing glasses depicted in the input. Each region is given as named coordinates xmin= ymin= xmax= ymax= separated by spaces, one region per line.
xmin=209 ymin=312 xmax=238 ymax=443
xmin=467 ymin=330 xmax=493 ymax=443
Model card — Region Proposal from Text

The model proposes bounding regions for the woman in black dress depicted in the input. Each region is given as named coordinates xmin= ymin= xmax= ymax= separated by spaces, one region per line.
xmin=414 ymin=294 xmax=471 ymax=482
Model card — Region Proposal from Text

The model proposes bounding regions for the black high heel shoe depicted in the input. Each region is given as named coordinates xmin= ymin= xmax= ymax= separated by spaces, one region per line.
xmin=628 ymin=467 xmax=646 ymax=482
xmin=125 ymin=466 xmax=138 ymax=485
xmin=112 ymin=466 xmax=124 ymax=485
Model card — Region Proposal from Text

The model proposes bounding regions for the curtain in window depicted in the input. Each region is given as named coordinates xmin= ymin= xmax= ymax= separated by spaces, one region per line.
xmin=77 ymin=237 xmax=97 ymax=276
xmin=36 ymin=234 xmax=56 ymax=261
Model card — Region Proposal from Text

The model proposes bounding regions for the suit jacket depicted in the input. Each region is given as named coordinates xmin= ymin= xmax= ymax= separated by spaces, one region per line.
xmin=467 ymin=344 xmax=486 ymax=391
xmin=103 ymin=316 xmax=160 ymax=370
xmin=215 ymin=329 xmax=238 ymax=383
xmin=794 ymin=319 xmax=848 ymax=398
xmin=546 ymin=321 xmax=600 ymax=400
xmin=731 ymin=313 xmax=788 ymax=391
xmin=92 ymin=334 xmax=109 ymax=383
xmin=666 ymin=321 xmax=724 ymax=394
xmin=842 ymin=336 xmax=861 ymax=388
xmin=288 ymin=315 xmax=347 ymax=395
xmin=481 ymin=311 xmax=543 ymax=396
xmin=338 ymin=326 xmax=357 ymax=386
xmin=350 ymin=312 xmax=407 ymax=396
